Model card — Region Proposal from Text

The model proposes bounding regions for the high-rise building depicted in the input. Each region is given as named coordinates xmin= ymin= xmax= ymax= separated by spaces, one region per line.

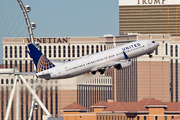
xmin=119 ymin=0 xmax=180 ymax=36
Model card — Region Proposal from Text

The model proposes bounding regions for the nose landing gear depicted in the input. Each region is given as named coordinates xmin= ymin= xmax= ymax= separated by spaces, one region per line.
xmin=149 ymin=54 xmax=153 ymax=58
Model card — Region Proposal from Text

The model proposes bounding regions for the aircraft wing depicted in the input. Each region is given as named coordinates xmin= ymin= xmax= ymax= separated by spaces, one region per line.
xmin=14 ymin=72 xmax=36 ymax=75
xmin=90 ymin=59 xmax=132 ymax=72
xmin=91 ymin=51 xmax=130 ymax=71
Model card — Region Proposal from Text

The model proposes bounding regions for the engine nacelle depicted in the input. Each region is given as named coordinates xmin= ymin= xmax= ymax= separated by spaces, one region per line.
xmin=115 ymin=60 xmax=132 ymax=70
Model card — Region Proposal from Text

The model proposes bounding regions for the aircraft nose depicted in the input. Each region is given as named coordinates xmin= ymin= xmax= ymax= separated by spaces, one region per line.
xmin=156 ymin=41 xmax=159 ymax=47
xmin=152 ymin=40 xmax=159 ymax=47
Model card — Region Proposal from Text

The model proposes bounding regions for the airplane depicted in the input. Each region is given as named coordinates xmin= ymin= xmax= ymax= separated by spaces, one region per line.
xmin=27 ymin=39 xmax=159 ymax=80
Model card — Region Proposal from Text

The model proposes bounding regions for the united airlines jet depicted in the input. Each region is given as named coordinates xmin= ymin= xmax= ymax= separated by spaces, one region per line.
xmin=27 ymin=39 xmax=159 ymax=80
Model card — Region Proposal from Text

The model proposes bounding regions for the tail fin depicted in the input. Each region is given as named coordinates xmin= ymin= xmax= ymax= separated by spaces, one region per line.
xmin=27 ymin=44 xmax=55 ymax=72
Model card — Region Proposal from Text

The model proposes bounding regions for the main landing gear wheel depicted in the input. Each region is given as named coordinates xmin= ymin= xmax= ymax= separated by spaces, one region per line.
xmin=99 ymin=69 xmax=105 ymax=75
xmin=92 ymin=71 xmax=96 ymax=75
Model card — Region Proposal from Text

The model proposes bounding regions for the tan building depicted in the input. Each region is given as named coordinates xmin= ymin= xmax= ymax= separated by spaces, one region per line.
xmin=1 ymin=34 xmax=180 ymax=119
xmin=119 ymin=0 xmax=180 ymax=36
xmin=62 ymin=98 xmax=180 ymax=120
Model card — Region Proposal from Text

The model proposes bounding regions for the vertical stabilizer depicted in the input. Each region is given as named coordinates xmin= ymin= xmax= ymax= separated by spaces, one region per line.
xmin=27 ymin=44 xmax=55 ymax=72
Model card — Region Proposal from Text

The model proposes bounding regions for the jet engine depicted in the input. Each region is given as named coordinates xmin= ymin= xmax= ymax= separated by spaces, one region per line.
xmin=115 ymin=60 xmax=131 ymax=70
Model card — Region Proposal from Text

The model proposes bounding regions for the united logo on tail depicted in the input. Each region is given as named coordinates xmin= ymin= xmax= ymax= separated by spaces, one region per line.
xmin=37 ymin=55 xmax=55 ymax=72
xmin=27 ymin=44 xmax=55 ymax=72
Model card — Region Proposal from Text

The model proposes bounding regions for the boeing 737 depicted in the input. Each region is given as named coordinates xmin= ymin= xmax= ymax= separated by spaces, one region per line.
xmin=27 ymin=39 xmax=159 ymax=80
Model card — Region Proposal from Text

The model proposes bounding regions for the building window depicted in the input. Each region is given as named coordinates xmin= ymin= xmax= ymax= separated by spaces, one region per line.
xmin=14 ymin=60 xmax=17 ymax=68
xmin=19 ymin=60 xmax=22 ymax=72
xmin=91 ymin=45 xmax=94 ymax=54
xmin=176 ymin=45 xmax=178 ymax=57
xmin=44 ymin=46 xmax=47 ymax=57
xmin=63 ymin=46 xmax=66 ymax=57
xmin=144 ymin=116 xmax=146 ymax=120
xmin=100 ymin=45 xmax=103 ymax=51
xmin=15 ymin=60 xmax=17 ymax=67
xmin=82 ymin=45 xmax=84 ymax=56
xmin=68 ymin=46 xmax=71 ymax=57
xmin=6 ymin=79 xmax=8 ymax=84
xmin=171 ymin=59 xmax=173 ymax=102
xmin=96 ymin=45 xmax=99 ymax=53
xmin=155 ymin=116 xmax=158 ymax=120
xmin=45 ymin=88 xmax=48 ymax=108
xmin=55 ymin=86 xmax=58 ymax=116
xmin=164 ymin=116 xmax=167 ymax=120
xmin=72 ymin=46 xmax=75 ymax=57
xmin=54 ymin=46 xmax=56 ymax=57
xmin=1 ymin=79 xmax=4 ymax=84
xmin=155 ymin=47 xmax=158 ymax=55
xmin=137 ymin=116 xmax=139 ymax=120
xmin=58 ymin=46 xmax=61 ymax=57
xmin=25 ymin=46 xmax=27 ymax=58
xmin=104 ymin=45 xmax=106 ymax=50
xmin=77 ymin=45 xmax=80 ymax=57
xmin=50 ymin=87 xmax=53 ymax=114
xmin=21 ymin=89 xmax=24 ymax=120
xmin=165 ymin=43 xmax=168 ymax=55
xmin=5 ymin=61 xmax=8 ymax=68
xmin=5 ymin=46 xmax=8 ymax=58
xmin=25 ymin=60 xmax=28 ymax=72
xmin=172 ymin=116 xmax=174 ymax=119
xmin=1 ymin=88 xmax=4 ymax=120
xmin=49 ymin=46 xmax=51 ymax=58
xmin=87 ymin=45 xmax=89 ymax=55
xmin=10 ymin=46 xmax=12 ymax=58
xmin=19 ymin=46 xmax=22 ymax=58
xmin=10 ymin=60 xmax=12 ymax=68
xmin=171 ymin=45 xmax=173 ymax=57
xmin=14 ymin=46 xmax=17 ymax=58
xmin=30 ymin=60 xmax=33 ymax=72
xmin=11 ymin=79 xmax=13 ymax=84
xmin=39 ymin=46 xmax=42 ymax=52
xmin=176 ymin=59 xmax=178 ymax=102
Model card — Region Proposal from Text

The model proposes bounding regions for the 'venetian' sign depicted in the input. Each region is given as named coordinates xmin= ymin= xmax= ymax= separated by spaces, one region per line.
xmin=26 ymin=37 xmax=69 ymax=43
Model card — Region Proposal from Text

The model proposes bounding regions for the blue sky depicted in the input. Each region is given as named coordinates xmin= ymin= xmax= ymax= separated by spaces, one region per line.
xmin=23 ymin=0 xmax=119 ymax=37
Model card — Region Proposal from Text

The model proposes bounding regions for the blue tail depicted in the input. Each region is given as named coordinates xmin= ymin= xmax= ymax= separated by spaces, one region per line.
xmin=27 ymin=44 xmax=55 ymax=72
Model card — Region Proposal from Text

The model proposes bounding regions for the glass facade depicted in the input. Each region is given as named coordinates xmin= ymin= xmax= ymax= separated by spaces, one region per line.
xmin=119 ymin=5 xmax=180 ymax=36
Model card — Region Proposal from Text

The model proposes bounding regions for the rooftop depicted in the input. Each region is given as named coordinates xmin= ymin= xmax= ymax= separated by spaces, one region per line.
xmin=62 ymin=98 xmax=180 ymax=114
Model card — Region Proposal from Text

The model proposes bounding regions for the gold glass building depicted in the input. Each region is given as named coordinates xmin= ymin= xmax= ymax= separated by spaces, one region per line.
xmin=119 ymin=0 xmax=180 ymax=36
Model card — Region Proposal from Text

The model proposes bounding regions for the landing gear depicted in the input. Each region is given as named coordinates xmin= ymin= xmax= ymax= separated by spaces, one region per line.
xmin=92 ymin=71 xmax=96 ymax=75
xmin=149 ymin=54 xmax=153 ymax=58
xmin=99 ymin=69 xmax=105 ymax=75
xmin=115 ymin=64 xmax=122 ymax=70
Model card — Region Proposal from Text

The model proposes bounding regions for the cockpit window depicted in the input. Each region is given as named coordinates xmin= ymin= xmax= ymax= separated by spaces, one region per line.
xmin=152 ymin=41 xmax=155 ymax=43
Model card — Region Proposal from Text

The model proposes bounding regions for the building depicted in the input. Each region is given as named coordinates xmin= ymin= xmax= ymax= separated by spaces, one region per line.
xmin=1 ymin=34 xmax=180 ymax=119
xmin=119 ymin=0 xmax=180 ymax=36
xmin=1 ymin=36 xmax=114 ymax=120
xmin=62 ymin=98 xmax=180 ymax=120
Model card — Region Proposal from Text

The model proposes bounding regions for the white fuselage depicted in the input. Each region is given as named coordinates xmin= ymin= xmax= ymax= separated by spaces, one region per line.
xmin=36 ymin=39 xmax=159 ymax=79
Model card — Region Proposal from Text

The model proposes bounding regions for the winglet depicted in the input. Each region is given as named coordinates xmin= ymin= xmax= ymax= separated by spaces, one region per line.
xmin=123 ymin=51 xmax=129 ymax=59
xmin=28 ymin=44 xmax=55 ymax=72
